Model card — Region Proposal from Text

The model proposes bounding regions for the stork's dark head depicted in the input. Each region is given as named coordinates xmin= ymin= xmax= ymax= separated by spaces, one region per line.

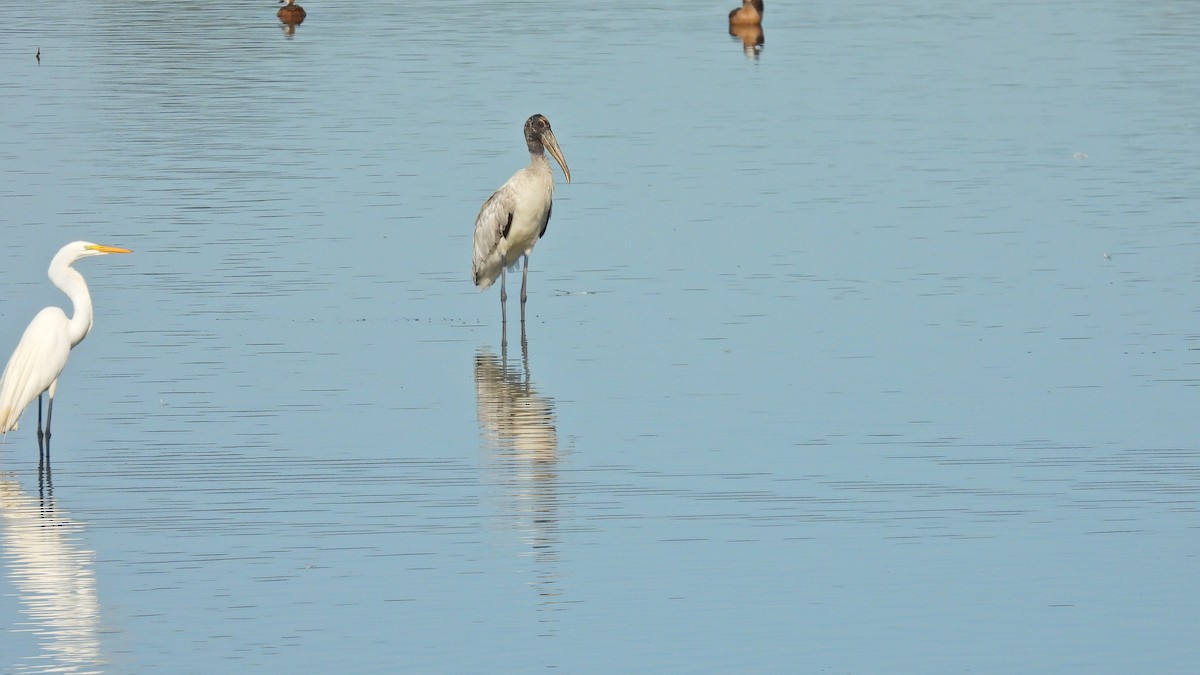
xmin=524 ymin=114 xmax=551 ymax=142
xmin=524 ymin=114 xmax=571 ymax=184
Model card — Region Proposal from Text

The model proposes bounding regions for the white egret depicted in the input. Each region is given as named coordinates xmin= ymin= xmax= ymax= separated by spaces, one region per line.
xmin=472 ymin=114 xmax=571 ymax=325
xmin=0 ymin=242 xmax=132 ymax=442
xmin=277 ymin=0 xmax=306 ymax=24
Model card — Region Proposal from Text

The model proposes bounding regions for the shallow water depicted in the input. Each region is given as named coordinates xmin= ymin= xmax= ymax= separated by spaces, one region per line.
xmin=1 ymin=0 xmax=1199 ymax=672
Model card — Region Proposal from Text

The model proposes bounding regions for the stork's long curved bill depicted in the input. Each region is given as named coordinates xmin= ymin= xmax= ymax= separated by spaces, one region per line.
xmin=543 ymin=130 xmax=571 ymax=184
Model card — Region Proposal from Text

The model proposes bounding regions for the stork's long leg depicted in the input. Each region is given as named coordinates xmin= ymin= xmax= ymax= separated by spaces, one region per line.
xmin=520 ymin=254 xmax=530 ymax=324
xmin=499 ymin=258 xmax=509 ymax=325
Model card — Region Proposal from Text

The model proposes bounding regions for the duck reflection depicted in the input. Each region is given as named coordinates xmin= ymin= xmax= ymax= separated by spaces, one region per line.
xmin=474 ymin=332 xmax=562 ymax=607
xmin=729 ymin=23 xmax=764 ymax=57
xmin=0 ymin=470 xmax=103 ymax=671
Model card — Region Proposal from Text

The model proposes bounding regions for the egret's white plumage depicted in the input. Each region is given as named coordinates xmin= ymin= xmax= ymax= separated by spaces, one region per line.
xmin=0 ymin=241 xmax=132 ymax=439
xmin=472 ymin=114 xmax=571 ymax=324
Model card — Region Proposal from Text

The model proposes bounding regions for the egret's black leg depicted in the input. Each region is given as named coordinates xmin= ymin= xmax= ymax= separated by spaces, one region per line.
xmin=44 ymin=396 xmax=54 ymax=443
xmin=36 ymin=395 xmax=46 ymax=442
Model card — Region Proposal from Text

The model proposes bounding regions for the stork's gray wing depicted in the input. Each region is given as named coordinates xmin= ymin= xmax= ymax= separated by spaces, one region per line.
xmin=472 ymin=186 xmax=515 ymax=285
xmin=539 ymin=201 xmax=552 ymax=239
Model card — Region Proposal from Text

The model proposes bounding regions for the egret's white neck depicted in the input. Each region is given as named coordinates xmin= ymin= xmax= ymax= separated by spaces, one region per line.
xmin=49 ymin=260 xmax=94 ymax=348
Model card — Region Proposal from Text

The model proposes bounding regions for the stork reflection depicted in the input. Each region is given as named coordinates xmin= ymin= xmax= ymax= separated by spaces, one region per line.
xmin=474 ymin=332 xmax=563 ymax=612
xmin=0 ymin=472 xmax=104 ymax=671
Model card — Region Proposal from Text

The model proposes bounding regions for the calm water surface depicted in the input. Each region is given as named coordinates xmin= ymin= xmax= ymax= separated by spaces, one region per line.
xmin=1 ymin=0 xmax=1199 ymax=672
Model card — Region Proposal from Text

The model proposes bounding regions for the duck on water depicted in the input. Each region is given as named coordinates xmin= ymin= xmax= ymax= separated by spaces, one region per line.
xmin=728 ymin=0 xmax=763 ymax=26
xmin=278 ymin=0 xmax=306 ymax=24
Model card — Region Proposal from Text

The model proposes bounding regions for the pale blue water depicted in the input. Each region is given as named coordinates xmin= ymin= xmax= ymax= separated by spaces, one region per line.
xmin=1 ymin=0 xmax=1199 ymax=672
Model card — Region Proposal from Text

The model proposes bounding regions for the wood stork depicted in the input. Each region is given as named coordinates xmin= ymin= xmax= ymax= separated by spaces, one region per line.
xmin=729 ymin=0 xmax=763 ymax=26
xmin=277 ymin=0 xmax=306 ymax=24
xmin=472 ymin=114 xmax=571 ymax=326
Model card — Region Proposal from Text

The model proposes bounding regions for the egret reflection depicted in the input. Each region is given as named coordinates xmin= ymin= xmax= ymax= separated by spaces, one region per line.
xmin=0 ymin=473 xmax=104 ymax=672
xmin=474 ymin=334 xmax=563 ymax=608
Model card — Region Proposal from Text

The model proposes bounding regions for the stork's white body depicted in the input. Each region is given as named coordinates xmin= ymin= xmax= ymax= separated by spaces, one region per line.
xmin=472 ymin=156 xmax=555 ymax=291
